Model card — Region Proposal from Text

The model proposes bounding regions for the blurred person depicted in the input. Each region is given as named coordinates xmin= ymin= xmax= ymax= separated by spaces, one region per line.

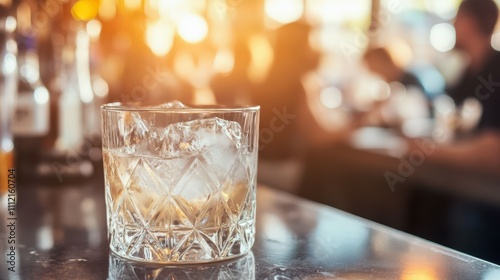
xmin=451 ymin=0 xmax=500 ymax=130
xmin=103 ymin=13 xmax=194 ymax=105
xmin=252 ymin=21 xmax=320 ymax=160
xmin=252 ymin=21 xmax=322 ymax=192
xmin=363 ymin=47 xmax=424 ymax=91
xmin=360 ymin=47 xmax=429 ymax=128
xmin=407 ymin=0 xmax=500 ymax=264
xmin=211 ymin=41 xmax=254 ymax=105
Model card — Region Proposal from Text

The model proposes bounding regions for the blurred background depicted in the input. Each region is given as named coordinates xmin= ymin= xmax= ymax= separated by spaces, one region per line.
xmin=1 ymin=0 xmax=500 ymax=265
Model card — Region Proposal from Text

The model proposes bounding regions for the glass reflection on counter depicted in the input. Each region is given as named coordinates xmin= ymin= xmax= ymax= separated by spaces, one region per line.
xmin=28 ymin=182 xmax=106 ymax=251
xmin=36 ymin=224 xmax=54 ymax=251
xmin=256 ymin=187 xmax=370 ymax=268
xmin=309 ymin=213 xmax=369 ymax=264
xmin=483 ymin=268 xmax=500 ymax=280
xmin=108 ymin=251 xmax=255 ymax=280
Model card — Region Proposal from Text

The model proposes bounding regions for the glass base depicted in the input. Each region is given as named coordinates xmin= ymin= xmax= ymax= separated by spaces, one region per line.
xmin=108 ymin=251 xmax=255 ymax=279
xmin=108 ymin=223 xmax=255 ymax=264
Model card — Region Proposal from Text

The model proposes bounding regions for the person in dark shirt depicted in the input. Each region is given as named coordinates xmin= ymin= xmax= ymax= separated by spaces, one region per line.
xmin=211 ymin=41 xmax=254 ymax=106
xmin=408 ymin=0 xmax=500 ymax=264
xmin=450 ymin=0 xmax=500 ymax=131
xmin=252 ymin=21 xmax=319 ymax=160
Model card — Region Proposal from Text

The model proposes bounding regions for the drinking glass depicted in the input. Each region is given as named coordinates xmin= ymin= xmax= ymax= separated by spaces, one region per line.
xmin=101 ymin=102 xmax=259 ymax=263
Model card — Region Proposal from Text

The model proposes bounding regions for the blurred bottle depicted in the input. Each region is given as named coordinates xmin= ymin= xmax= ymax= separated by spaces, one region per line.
xmin=24 ymin=0 xmax=102 ymax=180
xmin=0 ymin=4 xmax=17 ymax=200
xmin=55 ymin=29 xmax=83 ymax=152
xmin=47 ymin=18 xmax=101 ymax=179
xmin=55 ymin=4 xmax=101 ymax=151
xmin=35 ymin=27 xmax=97 ymax=180
xmin=75 ymin=27 xmax=100 ymax=137
xmin=87 ymin=19 xmax=109 ymax=129
xmin=87 ymin=19 xmax=108 ymax=164
xmin=12 ymin=2 xmax=50 ymax=162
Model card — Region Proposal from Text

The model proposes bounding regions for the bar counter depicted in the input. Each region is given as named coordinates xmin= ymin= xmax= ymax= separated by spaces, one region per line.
xmin=1 ymin=169 xmax=499 ymax=280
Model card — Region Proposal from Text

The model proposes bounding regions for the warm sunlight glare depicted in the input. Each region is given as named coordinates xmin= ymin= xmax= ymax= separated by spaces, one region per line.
xmin=159 ymin=0 xmax=187 ymax=21
xmin=124 ymin=0 xmax=141 ymax=11
xmin=248 ymin=34 xmax=274 ymax=83
xmin=401 ymin=266 xmax=437 ymax=280
xmin=86 ymin=19 xmax=102 ymax=39
xmin=72 ymin=0 xmax=98 ymax=21
xmin=98 ymin=0 xmax=116 ymax=20
xmin=265 ymin=0 xmax=303 ymax=25
xmin=308 ymin=0 xmax=370 ymax=24
xmin=177 ymin=14 xmax=208 ymax=44
xmin=213 ymin=49 xmax=235 ymax=74
xmin=146 ymin=20 xmax=174 ymax=57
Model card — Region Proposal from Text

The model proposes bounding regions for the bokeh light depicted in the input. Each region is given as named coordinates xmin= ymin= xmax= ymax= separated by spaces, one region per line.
xmin=146 ymin=20 xmax=174 ymax=57
xmin=265 ymin=0 xmax=304 ymax=25
xmin=307 ymin=0 xmax=370 ymax=25
xmin=159 ymin=0 xmax=189 ymax=22
xmin=86 ymin=19 xmax=102 ymax=39
xmin=430 ymin=23 xmax=456 ymax=52
xmin=98 ymin=0 xmax=116 ymax=20
xmin=248 ymin=34 xmax=274 ymax=83
xmin=320 ymin=87 xmax=342 ymax=109
xmin=72 ymin=0 xmax=98 ymax=21
xmin=34 ymin=87 xmax=50 ymax=105
xmin=401 ymin=263 xmax=437 ymax=280
xmin=2 ymin=53 xmax=16 ymax=75
xmin=124 ymin=0 xmax=141 ymax=11
xmin=177 ymin=14 xmax=208 ymax=44
xmin=5 ymin=16 xmax=16 ymax=33
xmin=424 ymin=0 xmax=458 ymax=20
xmin=370 ymin=80 xmax=391 ymax=101
xmin=491 ymin=32 xmax=500 ymax=51
xmin=213 ymin=49 xmax=234 ymax=74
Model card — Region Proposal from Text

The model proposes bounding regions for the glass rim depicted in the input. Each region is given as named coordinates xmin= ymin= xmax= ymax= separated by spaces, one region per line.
xmin=101 ymin=102 xmax=260 ymax=113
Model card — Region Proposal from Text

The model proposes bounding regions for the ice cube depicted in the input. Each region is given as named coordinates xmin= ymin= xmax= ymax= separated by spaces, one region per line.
xmin=146 ymin=100 xmax=188 ymax=109
xmin=122 ymin=112 xmax=149 ymax=154
xmin=121 ymin=101 xmax=187 ymax=155
xmin=160 ymin=117 xmax=242 ymax=158
xmin=160 ymin=118 xmax=243 ymax=185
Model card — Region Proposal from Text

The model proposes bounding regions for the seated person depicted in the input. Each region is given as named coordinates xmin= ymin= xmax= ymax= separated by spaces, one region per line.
xmin=407 ymin=0 xmax=500 ymax=264
xmin=449 ymin=0 xmax=500 ymax=131
xmin=363 ymin=46 xmax=424 ymax=92
xmin=211 ymin=41 xmax=254 ymax=105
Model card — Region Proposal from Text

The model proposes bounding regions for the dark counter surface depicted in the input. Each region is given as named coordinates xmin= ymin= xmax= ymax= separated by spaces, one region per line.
xmin=1 ymin=171 xmax=499 ymax=280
